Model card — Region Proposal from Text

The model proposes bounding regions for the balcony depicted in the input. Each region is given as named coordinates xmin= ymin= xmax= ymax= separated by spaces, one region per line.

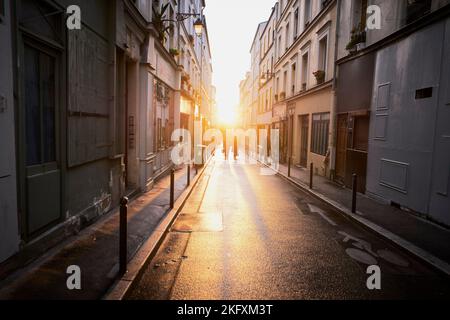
xmin=346 ymin=25 xmax=367 ymax=54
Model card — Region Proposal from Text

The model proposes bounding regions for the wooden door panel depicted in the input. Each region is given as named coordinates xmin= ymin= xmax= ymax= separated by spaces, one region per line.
xmin=335 ymin=114 xmax=348 ymax=181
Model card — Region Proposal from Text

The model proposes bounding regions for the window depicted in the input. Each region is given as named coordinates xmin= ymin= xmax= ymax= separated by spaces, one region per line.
xmin=278 ymin=35 xmax=283 ymax=57
xmin=24 ymin=45 xmax=57 ymax=166
xmin=304 ymin=0 xmax=311 ymax=27
xmin=406 ymin=0 xmax=432 ymax=24
xmin=321 ymin=0 xmax=332 ymax=10
xmin=294 ymin=8 xmax=299 ymax=39
xmin=318 ymin=34 xmax=328 ymax=74
xmin=311 ymin=113 xmax=330 ymax=156
xmin=19 ymin=0 xmax=63 ymax=44
xmin=285 ymin=23 xmax=290 ymax=50
xmin=301 ymin=51 xmax=309 ymax=90
xmin=276 ymin=77 xmax=280 ymax=98
xmin=291 ymin=63 xmax=296 ymax=95
xmin=352 ymin=0 xmax=368 ymax=29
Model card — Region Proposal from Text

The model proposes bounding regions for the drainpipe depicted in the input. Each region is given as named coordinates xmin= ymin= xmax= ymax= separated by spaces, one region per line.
xmin=329 ymin=0 xmax=341 ymax=180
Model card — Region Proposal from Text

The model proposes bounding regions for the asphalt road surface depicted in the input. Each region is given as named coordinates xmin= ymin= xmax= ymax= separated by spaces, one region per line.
xmin=128 ymin=154 xmax=450 ymax=300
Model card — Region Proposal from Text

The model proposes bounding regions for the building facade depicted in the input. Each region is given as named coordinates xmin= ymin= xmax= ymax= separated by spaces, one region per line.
xmin=239 ymin=72 xmax=252 ymax=129
xmin=242 ymin=0 xmax=450 ymax=226
xmin=0 ymin=0 xmax=214 ymax=269
xmin=335 ymin=0 xmax=450 ymax=226
xmin=242 ymin=0 xmax=337 ymax=171
xmin=275 ymin=0 xmax=337 ymax=172
xmin=251 ymin=22 xmax=268 ymax=133
xmin=259 ymin=6 xmax=277 ymax=160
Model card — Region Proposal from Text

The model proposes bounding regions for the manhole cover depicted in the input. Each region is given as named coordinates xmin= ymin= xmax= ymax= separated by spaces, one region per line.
xmin=172 ymin=212 xmax=223 ymax=232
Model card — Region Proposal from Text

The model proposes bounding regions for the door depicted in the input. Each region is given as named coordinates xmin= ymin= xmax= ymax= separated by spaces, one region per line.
xmin=22 ymin=41 xmax=61 ymax=237
xmin=335 ymin=114 xmax=348 ymax=183
xmin=299 ymin=115 xmax=309 ymax=167
xmin=288 ymin=114 xmax=294 ymax=161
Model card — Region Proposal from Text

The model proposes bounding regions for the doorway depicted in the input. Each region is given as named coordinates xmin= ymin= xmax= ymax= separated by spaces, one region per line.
xmin=124 ymin=59 xmax=138 ymax=194
xmin=20 ymin=39 xmax=62 ymax=237
xmin=299 ymin=115 xmax=309 ymax=167
xmin=335 ymin=114 xmax=348 ymax=183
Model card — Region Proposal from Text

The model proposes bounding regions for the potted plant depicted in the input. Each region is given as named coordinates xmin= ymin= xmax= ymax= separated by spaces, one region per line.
xmin=280 ymin=92 xmax=286 ymax=101
xmin=313 ymin=70 xmax=325 ymax=84
xmin=152 ymin=3 xmax=173 ymax=44
xmin=170 ymin=48 xmax=180 ymax=57
xmin=346 ymin=24 xmax=366 ymax=54
xmin=181 ymin=72 xmax=190 ymax=82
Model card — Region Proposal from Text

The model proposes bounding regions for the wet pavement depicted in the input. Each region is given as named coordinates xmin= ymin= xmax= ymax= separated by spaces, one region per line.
xmin=0 ymin=167 xmax=195 ymax=300
xmin=128 ymin=155 xmax=450 ymax=300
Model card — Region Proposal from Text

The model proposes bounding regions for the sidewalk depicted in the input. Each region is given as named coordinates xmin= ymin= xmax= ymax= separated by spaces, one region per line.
xmin=0 ymin=166 xmax=197 ymax=300
xmin=275 ymin=162 xmax=450 ymax=275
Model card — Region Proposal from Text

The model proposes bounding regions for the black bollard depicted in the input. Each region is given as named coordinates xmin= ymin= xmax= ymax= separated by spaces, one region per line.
xmin=119 ymin=196 xmax=129 ymax=276
xmin=187 ymin=164 xmax=191 ymax=187
xmin=288 ymin=157 xmax=291 ymax=178
xmin=170 ymin=168 xmax=175 ymax=209
xmin=352 ymin=174 xmax=357 ymax=213
xmin=309 ymin=163 xmax=314 ymax=190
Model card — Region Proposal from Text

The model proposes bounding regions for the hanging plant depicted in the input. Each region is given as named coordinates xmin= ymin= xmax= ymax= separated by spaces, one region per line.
xmin=152 ymin=3 xmax=173 ymax=44
xmin=170 ymin=48 xmax=180 ymax=56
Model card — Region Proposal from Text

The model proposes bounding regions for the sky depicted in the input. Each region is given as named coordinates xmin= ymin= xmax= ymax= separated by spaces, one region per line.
xmin=204 ymin=0 xmax=276 ymax=122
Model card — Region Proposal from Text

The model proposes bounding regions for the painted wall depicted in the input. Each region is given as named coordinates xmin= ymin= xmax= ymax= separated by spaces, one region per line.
xmin=366 ymin=18 xmax=450 ymax=225
xmin=0 ymin=0 xmax=20 ymax=263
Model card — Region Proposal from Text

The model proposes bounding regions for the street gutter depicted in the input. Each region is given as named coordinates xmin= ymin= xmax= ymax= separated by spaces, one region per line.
xmin=103 ymin=159 xmax=213 ymax=300
xmin=261 ymin=162 xmax=450 ymax=278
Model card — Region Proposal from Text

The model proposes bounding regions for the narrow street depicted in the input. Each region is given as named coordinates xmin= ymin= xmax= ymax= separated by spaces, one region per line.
xmin=128 ymin=154 xmax=450 ymax=300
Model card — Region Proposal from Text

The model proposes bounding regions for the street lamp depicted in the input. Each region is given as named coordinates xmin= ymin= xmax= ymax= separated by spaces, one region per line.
xmin=260 ymin=71 xmax=275 ymax=86
xmin=194 ymin=18 xmax=204 ymax=36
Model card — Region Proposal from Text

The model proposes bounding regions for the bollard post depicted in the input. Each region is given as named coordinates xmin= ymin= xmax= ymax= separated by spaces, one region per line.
xmin=187 ymin=163 xmax=191 ymax=187
xmin=309 ymin=163 xmax=314 ymax=190
xmin=288 ymin=157 xmax=291 ymax=178
xmin=119 ymin=196 xmax=129 ymax=276
xmin=170 ymin=168 xmax=175 ymax=209
xmin=352 ymin=174 xmax=357 ymax=213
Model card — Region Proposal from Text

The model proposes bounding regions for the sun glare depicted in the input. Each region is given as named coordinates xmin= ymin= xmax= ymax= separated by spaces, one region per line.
xmin=217 ymin=105 xmax=237 ymax=126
